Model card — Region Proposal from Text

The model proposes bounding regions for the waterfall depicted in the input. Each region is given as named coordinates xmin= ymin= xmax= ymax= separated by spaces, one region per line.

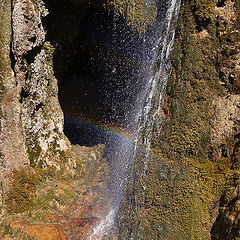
xmin=137 ymin=0 xmax=181 ymax=173
xmin=88 ymin=0 xmax=181 ymax=239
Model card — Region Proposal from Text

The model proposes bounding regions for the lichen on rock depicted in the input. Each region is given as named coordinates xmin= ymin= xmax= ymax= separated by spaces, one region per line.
xmin=21 ymin=41 xmax=70 ymax=168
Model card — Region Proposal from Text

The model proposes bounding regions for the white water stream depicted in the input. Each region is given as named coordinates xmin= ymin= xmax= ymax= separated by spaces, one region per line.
xmin=137 ymin=0 xmax=181 ymax=174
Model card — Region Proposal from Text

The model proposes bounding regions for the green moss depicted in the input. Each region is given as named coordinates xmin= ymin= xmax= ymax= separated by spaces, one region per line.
xmin=27 ymin=142 xmax=42 ymax=167
xmin=33 ymin=183 xmax=76 ymax=214
xmin=52 ymin=142 xmax=68 ymax=163
xmin=119 ymin=153 xmax=230 ymax=239
xmin=30 ymin=0 xmax=37 ymax=5
xmin=57 ymin=150 xmax=67 ymax=160
xmin=1 ymin=224 xmax=12 ymax=236
xmin=119 ymin=1 xmax=239 ymax=237
xmin=107 ymin=0 xmax=157 ymax=33
xmin=211 ymin=170 xmax=240 ymax=239
xmin=152 ymin=0 xmax=220 ymax=160
xmin=5 ymin=164 xmax=78 ymax=216
xmin=189 ymin=0 xmax=215 ymax=22
xmin=222 ymin=171 xmax=240 ymax=204
xmin=55 ymin=187 xmax=76 ymax=206
xmin=33 ymin=188 xmax=55 ymax=211
xmin=35 ymin=166 xmax=57 ymax=180
xmin=43 ymin=42 xmax=55 ymax=90
xmin=43 ymin=42 xmax=55 ymax=64
xmin=6 ymin=168 xmax=39 ymax=214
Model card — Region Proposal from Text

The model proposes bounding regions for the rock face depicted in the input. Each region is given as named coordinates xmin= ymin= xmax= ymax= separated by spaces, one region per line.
xmin=0 ymin=0 xmax=28 ymax=195
xmin=0 ymin=0 xmax=75 ymax=227
xmin=12 ymin=0 xmax=69 ymax=168
xmin=0 ymin=0 xmax=71 ymax=209
xmin=0 ymin=1 xmax=112 ymax=239
xmin=119 ymin=0 xmax=240 ymax=239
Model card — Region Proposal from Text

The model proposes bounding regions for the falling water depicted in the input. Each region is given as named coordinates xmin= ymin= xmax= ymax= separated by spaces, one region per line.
xmin=137 ymin=0 xmax=181 ymax=173
xmin=88 ymin=0 xmax=181 ymax=239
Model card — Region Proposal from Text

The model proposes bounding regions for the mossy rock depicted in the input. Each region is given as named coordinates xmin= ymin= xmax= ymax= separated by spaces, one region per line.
xmin=34 ymin=181 xmax=77 ymax=214
xmin=189 ymin=0 xmax=215 ymax=23
xmin=6 ymin=168 xmax=39 ymax=214
xmin=119 ymin=152 xmax=231 ymax=239
xmin=107 ymin=0 xmax=157 ymax=33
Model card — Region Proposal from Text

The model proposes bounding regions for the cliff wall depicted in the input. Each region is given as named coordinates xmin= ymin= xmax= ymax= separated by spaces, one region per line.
xmin=119 ymin=0 xmax=240 ymax=239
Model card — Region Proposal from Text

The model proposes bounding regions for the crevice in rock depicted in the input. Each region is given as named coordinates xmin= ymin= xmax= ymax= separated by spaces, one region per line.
xmin=217 ymin=0 xmax=226 ymax=7
xmin=228 ymin=74 xmax=234 ymax=84
xmin=221 ymin=144 xmax=229 ymax=158
xmin=195 ymin=19 xmax=211 ymax=32
xmin=32 ymin=102 xmax=44 ymax=116
xmin=25 ymin=45 xmax=42 ymax=65
xmin=19 ymin=87 xmax=30 ymax=104
xmin=9 ymin=47 xmax=16 ymax=77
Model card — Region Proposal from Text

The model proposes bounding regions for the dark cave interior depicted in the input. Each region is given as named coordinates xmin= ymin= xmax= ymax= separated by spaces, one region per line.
xmin=44 ymin=0 xmax=168 ymax=146
xmin=44 ymin=0 xmax=143 ymax=146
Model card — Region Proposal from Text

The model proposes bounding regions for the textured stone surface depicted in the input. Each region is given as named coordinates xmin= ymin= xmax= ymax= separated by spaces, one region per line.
xmin=0 ymin=0 xmax=239 ymax=239
xmin=21 ymin=42 xmax=70 ymax=168
xmin=0 ymin=0 xmax=28 ymax=215
xmin=211 ymin=95 xmax=240 ymax=160
xmin=12 ymin=0 xmax=70 ymax=168
xmin=12 ymin=0 xmax=47 ymax=57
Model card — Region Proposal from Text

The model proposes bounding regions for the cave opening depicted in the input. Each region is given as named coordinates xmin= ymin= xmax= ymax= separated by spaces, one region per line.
xmin=44 ymin=0 xmax=168 ymax=147
xmin=45 ymin=0 xmax=138 ymax=147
